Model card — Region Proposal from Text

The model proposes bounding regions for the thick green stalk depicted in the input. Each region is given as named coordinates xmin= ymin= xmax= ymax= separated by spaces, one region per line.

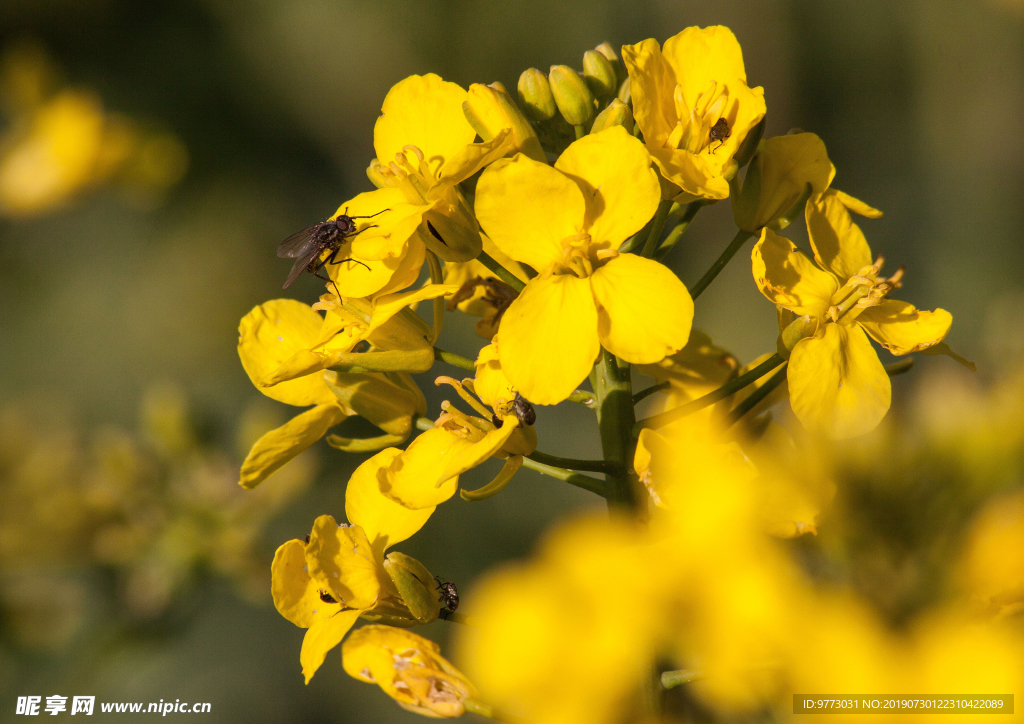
xmin=632 ymin=352 xmax=784 ymax=435
xmin=690 ymin=229 xmax=756 ymax=300
xmin=426 ymin=250 xmax=445 ymax=342
xmin=654 ymin=200 xmax=704 ymax=261
xmin=477 ymin=251 xmax=526 ymax=293
xmin=593 ymin=348 xmax=642 ymax=512
xmin=433 ymin=347 xmax=477 ymax=371
xmin=640 ymin=199 xmax=673 ymax=257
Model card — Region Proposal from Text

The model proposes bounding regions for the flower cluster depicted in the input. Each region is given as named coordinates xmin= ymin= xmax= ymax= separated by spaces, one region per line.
xmin=236 ymin=24 xmax=989 ymax=720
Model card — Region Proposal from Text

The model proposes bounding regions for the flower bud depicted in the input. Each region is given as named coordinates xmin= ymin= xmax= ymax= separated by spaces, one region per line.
xmin=383 ymin=552 xmax=441 ymax=623
xmin=731 ymin=132 xmax=835 ymax=232
xmin=777 ymin=311 xmax=821 ymax=359
xmin=548 ymin=65 xmax=595 ymax=127
xmin=590 ymin=98 xmax=634 ymax=135
xmin=463 ymin=83 xmax=545 ymax=162
xmin=582 ymin=50 xmax=617 ymax=99
xmin=325 ymin=370 xmax=425 ymax=437
xmin=594 ymin=41 xmax=626 ymax=85
xmin=517 ymin=68 xmax=557 ymax=122
xmin=343 ymin=626 xmax=476 ymax=718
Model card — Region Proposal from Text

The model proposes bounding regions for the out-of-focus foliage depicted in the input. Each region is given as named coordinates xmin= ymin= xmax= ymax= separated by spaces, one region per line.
xmin=0 ymin=384 xmax=313 ymax=650
xmin=0 ymin=40 xmax=187 ymax=216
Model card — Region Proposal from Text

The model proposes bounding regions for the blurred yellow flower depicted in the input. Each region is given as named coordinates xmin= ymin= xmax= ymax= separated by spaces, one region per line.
xmin=752 ymin=191 xmax=953 ymax=438
xmin=343 ymin=625 xmax=477 ymax=718
xmin=475 ymin=126 xmax=693 ymax=404
xmin=272 ymin=448 xmax=442 ymax=683
xmin=621 ymin=26 xmax=766 ymax=202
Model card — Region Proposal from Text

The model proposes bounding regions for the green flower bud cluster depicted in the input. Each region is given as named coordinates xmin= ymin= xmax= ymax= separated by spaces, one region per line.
xmin=511 ymin=42 xmax=634 ymax=156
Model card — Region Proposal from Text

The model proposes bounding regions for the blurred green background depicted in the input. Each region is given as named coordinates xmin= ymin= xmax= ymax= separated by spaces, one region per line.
xmin=1 ymin=0 xmax=1022 ymax=721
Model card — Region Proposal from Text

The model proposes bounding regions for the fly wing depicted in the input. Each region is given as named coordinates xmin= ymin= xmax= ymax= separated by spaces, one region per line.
xmin=277 ymin=226 xmax=316 ymax=258
xmin=282 ymin=243 xmax=321 ymax=288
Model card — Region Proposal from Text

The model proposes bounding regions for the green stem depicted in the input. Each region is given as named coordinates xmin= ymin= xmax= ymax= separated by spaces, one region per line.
xmin=521 ymin=456 xmax=606 ymax=497
xmin=433 ymin=347 xmax=477 ymax=371
xmin=660 ymin=669 xmax=704 ymax=689
xmin=527 ymin=449 xmax=622 ymax=475
xmin=725 ymin=362 xmax=788 ymax=426
xmin=477 ymin=251 xmax=525 ymax=293
xmin=654 ymin=201 xmax=703 ymax=261
xmin=689 ymin=229 xmax=756 ymax=300
xmin=594 ymin=348 xmax=642 ymax=512
xmin=640 ymin=199 xmax=673 ymax=257
xmin=632 ymin=353 xmax=784 ymax=436
xmin=632 ymin=381 xmax=670 ymax=405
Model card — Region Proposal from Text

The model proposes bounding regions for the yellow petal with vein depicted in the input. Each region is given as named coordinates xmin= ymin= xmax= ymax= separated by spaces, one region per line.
xmin=299 ymin=609 xmax=361 ymax=684
xmin=788 ymin=323 xmax=890 ymax=439
xmin=855 ymin=300 xmax=952 ymax=355
xmin=345 ymin=448 xmax=434 ymax=557
xmin=497 ymin=273 xmax=600 ymax=405
xmin=239 ymin=403 xmax=347 ymax=489
xmin=306 ymin=515 xmax=381 ymax=610
xmin=620 ymin=38 xmax=677 ymax=145
xmin=238 ymin=300 xmax=336 ymax=406
xmin=554 ymin=127 xmax=660 ymax=249
xmin=475 ymin=154 xmax=585 ymax=272
xmin=380 ymin=427 xmax=463 ymax=509
xmin=806 ymin=189 xmax=874 ymax=281
xmin=751 ymin=228 xmax=838 ymax=319
xmin=590 ymin=254 xmax=692 ymax=364
xmin=373 ymin=74 xmax=475 ymax=176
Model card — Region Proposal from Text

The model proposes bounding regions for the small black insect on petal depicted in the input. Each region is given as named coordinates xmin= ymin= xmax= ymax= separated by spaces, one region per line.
xmin=318 ymin=589 xmax=338 ymax=604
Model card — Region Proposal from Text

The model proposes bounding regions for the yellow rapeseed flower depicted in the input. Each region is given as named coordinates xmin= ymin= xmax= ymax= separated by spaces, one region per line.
xmin=621 ymin=26 xmax=766 ymax=203
xmin=271 ymin=449 xmax=441 ymax=683
xmin=752 ymin=191 xmax=953 ymax=438
xmin=475 ymin=126 xmax=693 ymax=404
xmin=360 ymin=74 xmax=515 ymax=264
xmin=237 ymin=299 xmax=429 ymax=487
xmin=343 ymin=625 xmax=477 ymax=718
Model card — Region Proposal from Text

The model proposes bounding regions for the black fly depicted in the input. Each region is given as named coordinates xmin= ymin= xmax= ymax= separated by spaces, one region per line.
xmin=491 ymin=392 xmax=536 ymax=427
xmin=277 ymin=209 xmax=386 ymax=289
xmin=435 ymin=576 xmax=459 ymax=616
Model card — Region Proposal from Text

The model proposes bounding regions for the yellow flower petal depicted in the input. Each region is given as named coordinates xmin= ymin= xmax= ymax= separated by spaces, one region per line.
xmin=475 ymin=154 xmax=586 ymax=272
xmin=620 ymin=38 xmax=677 ymax=146
xmin=662 ymin=25 xmax=749 ymax=90
xmin=554 ymin=127 xmax=660 ymax=248
xmin=436 ymin=128 xmax=515 ymax=187
xmin=634 ymin=330 xmax=739 ymax=400
xmin=238 ymin=300 xmax=336 ymax=407
xmin=497 ymin=273 xmax=600 ymax=405
xmin=271 ymin=539 xmax=322 ymax=628
xmin=806 ymin=188 xmax=874 ymax=281
xmin=474 ymin=342 xmax=515 ymax=410
xmin=367 ymin=283 xmax=460 ymax=338
xmin=380 ymin=427 xmax=463 ymax=509
xmin=326 ymin=370 xmax=422 ymax=437
xmin=239 ymin=403 xmax=347 ymax=489
xmin=299 ymin=609 xmax=361 ymax=684
xmin=373 ymin=233 xmax=427 ymax=297
xmin=421 ymin=188 xmax=483 ymax=262
xmin=590 ymin=254 xmax=693 ymax=364
xmin=306 ymin=515 xmax=381 ymax=610
xmin=788 ymin=323 xmax=891 ymax=438
xmin=345 ymin=448 xmax=435 ymax=557
xmin=833 ymin=189 xmax=882 ymax=219
xmin=332 ymin=188 xmax=423 ymax=261
xmin=855 ymin=300 xmax=952 ymax=355
xmin=435 ymin=417 xmax=519 ymax=485
xmin=751 ymin=228 xmax=839 ymax=319
xmin=373 ymin=74 xmax=475 ymax=177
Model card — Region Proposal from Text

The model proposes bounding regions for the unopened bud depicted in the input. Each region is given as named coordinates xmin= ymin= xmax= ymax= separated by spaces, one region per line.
xmin=590 ymin=98 xmax=634 ymax=134
xmin=617 ymin=78 xmax=631 ymax=105
xmin=383 ymin=552 xmax=441 ymax=623
xmin=325 ymin=369 xmax=424 ymax=437
xmin=731 ymin=132 xmax=834 ymax=232
xmin=517 ymin=68 xmax=557 ymax=122
xmin=582 ymin=50 xmax=617 ymax=99
xmin=464 ymin=83 xmax=545 ymax=162
xmin=594 ymin=41 xmax=626 ymax=85
xmin=548 ymin=65 xmax=595 ymax=127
